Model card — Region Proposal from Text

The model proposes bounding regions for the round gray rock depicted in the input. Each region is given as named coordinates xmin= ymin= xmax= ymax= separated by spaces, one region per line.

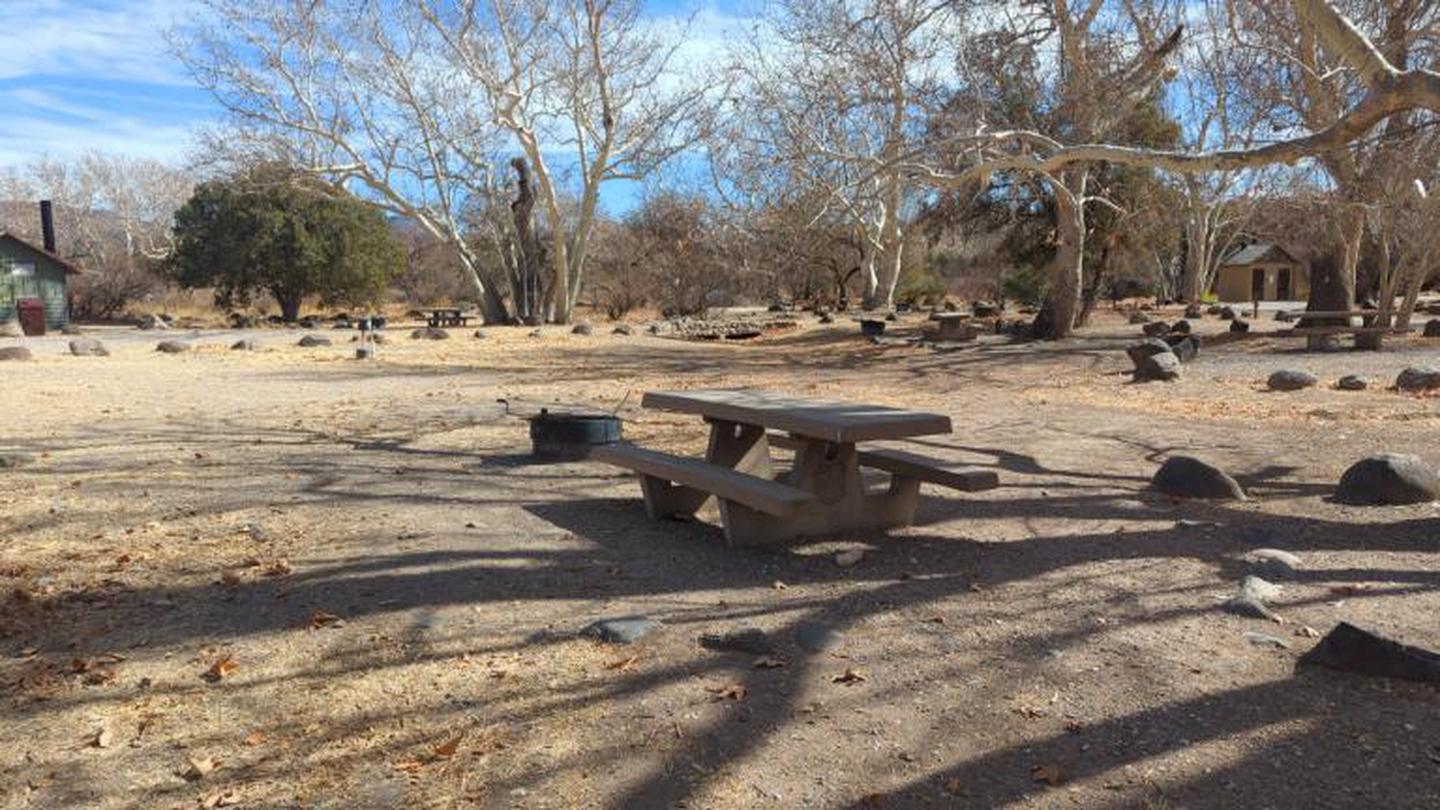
xmin=582 ymin=616 xmax=662 ymax=644
xmin=1424 ymin=320 xmax=1440 ymax=338
xmin=69 ymin=338 xmax=109 ymax=357
xmin=1336 ymin=375 xmax=1367 ymax=391
xmin=0 ymin=346 xmax=33 ymax=362
xmin=571 ymin=322 xmax=594 ymax=336
xmin=0 ymin=452 xmax=36 ymax=468
xmin=231 ymin=339 xmax=257 ymax=351
xmin=472 ymin=329 xmax=488 ymax=339
xmin=1141 ymin=321 xmax=1171 ymax=337
xmin=298 ymin=335 xmax=332 ymax=347
xmin=1128 ymin=312 xmax=1150 ymax=325
xmin=155 ymin=340 xmax=189 ymax=354
xmin=1126 ymin=338 xmax=1172 ymax=367
xmin=1166 ymin=335 xmax=1200 ymax=364
xmin=1334 ymin=453 xmax=1440 ymax=505
xmin=1133 ymin=351 xmax=1181 ymax=382
xmin=1396 ymin=366 xmax=1440 ymax=392
xmin=1267 ymin=369 xmax=1317 ymax=391
xmin=1151 ymin=456 xmax=1246 ymax=500
xmin=795 ymin=621 xmax=844 ymax=653
xmin=410 ymin=327 xmax=450 ymax=340
xmin=612 ymin=324 xmax=634 ymax=336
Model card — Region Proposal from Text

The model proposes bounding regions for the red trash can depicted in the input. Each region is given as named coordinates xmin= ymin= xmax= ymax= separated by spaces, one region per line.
xmin=17 ymin=298 xmax=45 ymax=336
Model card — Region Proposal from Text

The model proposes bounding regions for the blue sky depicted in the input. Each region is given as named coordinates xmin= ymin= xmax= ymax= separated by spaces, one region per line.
xmin=0 ymin=0 xmax=740 ymax=213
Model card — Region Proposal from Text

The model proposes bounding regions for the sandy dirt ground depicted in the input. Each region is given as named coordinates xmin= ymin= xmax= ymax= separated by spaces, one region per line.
xmin=1 ymin=309 xmax=1439 ymax=809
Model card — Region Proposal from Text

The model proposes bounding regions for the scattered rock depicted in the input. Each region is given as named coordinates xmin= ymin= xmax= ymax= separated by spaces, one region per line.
xmin=1267 ymin=369 xmax=1318 ymax=391
xmin=699 ymin=628 xmax=775 ymax=655
xmin=1125 ymin=338 xmax=1173 ymax=367
xmin=971 ymin=301 xmax=1000 ymax=317
xmin=1175 ymin=518 xmax=1221 ymax=530
xmin=297 ymin=335 xmax=332 ymax=347
xmin=571 ymin=322 xmax=594 ymax=336
xmin=1229 ymin=319 xmax=1250 ymax=333
xmin=68 ymin=338 xmax=109 ymax=357
xmin=1424 ymin=320 xmax=1440 ymax=338
xmin=794 ymin=621 xmax=844 ymax=653
xmin=472 ymin=329 xmax=488 ymax=339
xmin=612 ymin=324 xmax=634 ymax=336
xmin=1141 ymin=321 xmax=1170 ymax=337
xmin=885 ymin=312 xmax=899 ymax=322
xmin=0 ymin=346 xmax=33 ymax=362
xmin=1244 ymin=631 xmax=1290 ymax=649
xmin=1184 ymin=303 xmax=1202 ymax=319
xmin=1395 ymin=366 xmax=1440 ymax=392
xmin=582 ymin=616 xmax=661 ymax=644
xmin=137 ymin=314 xmax=170 ymax=330
xmin=528 ymin=328 xmax=544 ymax=338
xmin=1275 ymin=310 xmax=1294 ymax=322
xmin=1128 ymin=312 xmax=1150 ymax=325
xmin=231 ymin=339 xmax=256 ymax=351
xmin=1336 ymin=375 xmax=1367 ymax=391
xmin=1133 ymin=351 xmax=1181 ymax=382
xmin=1246 ymin=549 xmax=1302 ymax=580
xmin=1151 ymin=456 xmax=1246 ymax=500
xmin=410 ymin=327 xmax=450 ymax=340
xmin=0 ymin=320 xmax=23 ymax=337
xmin=298 ymin=316 xmax=320 ymax=329
xmin=1165 ymin=335 xmax=1200 ymax=363
xmin=1334 ymin=453 xmax=1440 ymax=505
xmin=60 ymin=324 xmax=82 ymax=336
xmin=1170 ymin=319 xmax=1192 ymax=336
xmin=155 ymin=340 xmax=189 ymax=354
xmin=818 ymin=313 xmax=835 ymax=324
xmin=1297 ymin=622 xmax=1440 ymax=683
xmin=1219 ymin=306 xmax=1237 ymax=320
xmin=1205 ymin=305 xmax=1223 ymax=316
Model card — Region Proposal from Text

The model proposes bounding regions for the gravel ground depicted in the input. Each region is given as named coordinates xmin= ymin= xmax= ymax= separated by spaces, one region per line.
xmin=1 ymin=309 xmax=1438 ymax=809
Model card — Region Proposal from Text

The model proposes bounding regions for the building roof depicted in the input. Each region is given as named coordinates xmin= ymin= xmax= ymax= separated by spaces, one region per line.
xmin=1223 ymin=242 xmax=1296 ymax=267
xmin=0 ymin=231 xmax=83 ymax=274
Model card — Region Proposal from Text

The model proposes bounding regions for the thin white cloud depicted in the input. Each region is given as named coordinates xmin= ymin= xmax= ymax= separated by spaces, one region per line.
xmin=0 ymin=0 xmax=197 ymax=85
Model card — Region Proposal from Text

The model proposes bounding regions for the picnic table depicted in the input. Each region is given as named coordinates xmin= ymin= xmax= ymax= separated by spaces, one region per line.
xmin=927 ymin=312 xmax=978 ymax=341
xmin=427 ymin=308 xmax=470 ymax=328
xmin=1274 ymin=309 xmax=1415 ymax=350
xmin=592 ymin=389 xmax=999 ymax=546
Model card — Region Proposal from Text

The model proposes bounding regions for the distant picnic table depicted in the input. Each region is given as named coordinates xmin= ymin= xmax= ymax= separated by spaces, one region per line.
xmin=1275 ymin=309 xmax=1415 ymax=350
xmin=427 ymin=308 xmax=470 ymax=327
xmin=593 ymin=389 xmax=998 ymax=546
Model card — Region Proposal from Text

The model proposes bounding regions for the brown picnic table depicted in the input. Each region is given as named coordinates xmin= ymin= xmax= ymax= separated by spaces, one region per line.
xmin=427 ymin=308 xmax=471 ymax=327
xmin=592 ymin=389 xmax=998 ymax=546
xmin=1274 ymin=309 xmax=1416 ymax=350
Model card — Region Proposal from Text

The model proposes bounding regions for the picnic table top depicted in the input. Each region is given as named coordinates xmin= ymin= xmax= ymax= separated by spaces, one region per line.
xmin=1279 ymin=309 xmax=1387 ymax=317
xmin=429 ymin=307 xmax=463 ymax=315
xmin=930 ymin=312 xmax=972 ymax=321
xmin=641 ymin=388 xmax=953 ymax=443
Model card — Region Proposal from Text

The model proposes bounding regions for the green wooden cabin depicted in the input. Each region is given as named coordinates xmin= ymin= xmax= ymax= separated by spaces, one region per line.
xmin=0 ymin=231 xmax=81 ymax=330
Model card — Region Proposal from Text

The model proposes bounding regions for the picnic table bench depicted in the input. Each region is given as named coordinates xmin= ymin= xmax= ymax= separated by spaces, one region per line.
xmin=592 ymin=389 xmax=999 ymax=546
xmin=427 ymin=308 xmax=471 ymax=328
xmin=1274 ymin=310 xmax=1415 ymax=350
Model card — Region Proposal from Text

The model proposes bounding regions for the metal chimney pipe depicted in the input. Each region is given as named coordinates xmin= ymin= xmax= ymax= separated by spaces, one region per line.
xmin=39 ymin=200 xmax=56 ymax=253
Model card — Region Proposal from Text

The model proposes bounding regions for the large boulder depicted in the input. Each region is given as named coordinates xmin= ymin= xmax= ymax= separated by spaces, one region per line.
xmin=1151 ymin=456 xmax=1246 ymax=500
xmin=1141 ymin=321 xmax=1171 ymax=337
xmin=0 ymin=346 xmax=33 ymax=362
xmin=155 ymin=340 xmax=189 ymax=354
xmin=1334 ymin=453 xmax=1440 ymax=505
xmin=297 ymin=335 xmax=332 ymax=347
xmin=1424 ymin=320 xmax=1440 ymax=338
xmin=68 ymin=338 xmax=109 ymax=357
xmin=1133 ymin=351 xmax=1181 ymax=382
xmin=0 ymin=320 xmax=23 ymax=338
xmin=1165 ymin=334 xmax=1200 ymax=363
xmin=1267 ymin=369 xmax=1318 ymax=391
xmin=1126 ymin=338 xmax=1173 ymax=367
xmin=1396 ymin=366 xmax=1440 ymax=392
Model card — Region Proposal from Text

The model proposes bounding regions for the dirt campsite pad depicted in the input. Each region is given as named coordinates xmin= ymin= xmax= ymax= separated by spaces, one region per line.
xmin=2 ymin=312 xmax=1439 ymax=808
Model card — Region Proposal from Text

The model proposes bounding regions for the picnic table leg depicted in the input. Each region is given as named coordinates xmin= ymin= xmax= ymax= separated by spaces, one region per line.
xmin=719 ymin=437 xmax=923 ymax=547
xmin=638 ymin=419 xmax=773 ymax=520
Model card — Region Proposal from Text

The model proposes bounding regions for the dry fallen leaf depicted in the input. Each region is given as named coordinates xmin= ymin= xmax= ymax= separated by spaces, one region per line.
xmin=706 ymin=682 xmax=748 ymax=701
xmin=307 ymin=610 xmax=344 ymax=630
xmin=201 ymin=788 xmax=242 ymax=808
xmin=753 ymin=656 xmax=787 ymax=669
xmin=393 ymin=758 xmax=425 ymax=773
xmin=1031 ymin=761 xmax=1064 ymax=786
xmin=182 ymin=755 xmax=220 ymax=781
xmin=262 ymin=559 xmax=293 ymax=577
xmin=203 ymin=656 xmax=238 ymax=682
xmin=92 ymin=726 xmax=113 ymax=748
xmin=432 ymin=733 xmax=465 ymax=759
xmin=242 ymin=730 xmax=266 ymax=747
xmin=605 ymin=656 xmax=640 ymax=671
xmin=832 ymin=668 xmax=868 ymax=685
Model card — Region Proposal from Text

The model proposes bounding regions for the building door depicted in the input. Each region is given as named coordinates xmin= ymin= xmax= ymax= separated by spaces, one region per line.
xmin=1251 ymin=268 xmax=1266 ymax=301
xmin=1276 ymin=267 xmax=1292 ymax=300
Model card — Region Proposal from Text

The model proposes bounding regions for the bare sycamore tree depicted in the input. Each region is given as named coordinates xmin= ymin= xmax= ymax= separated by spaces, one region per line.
xmin=416 ymin=0 xmax=702 ymax=323
xmin=179 ymin=0 xmax=517 ymax=322
xmin=723 ymin=0 xmax=960 ymax=312
xmin=0 ymin=153 xmax=192 ymax=319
